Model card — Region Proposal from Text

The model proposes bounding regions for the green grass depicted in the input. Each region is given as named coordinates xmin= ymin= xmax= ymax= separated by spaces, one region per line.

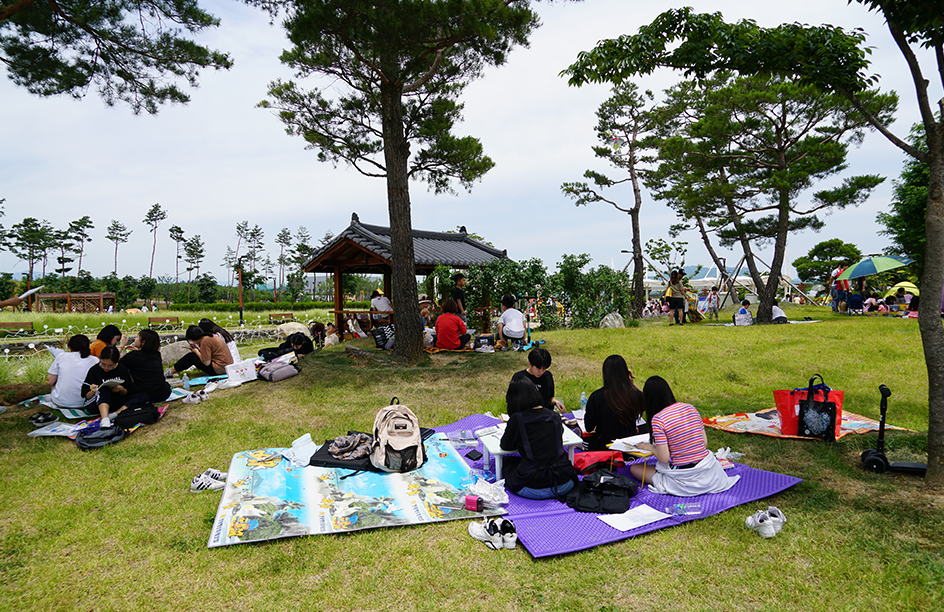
xmin=0 ymin=303 xmax=941 ymax=611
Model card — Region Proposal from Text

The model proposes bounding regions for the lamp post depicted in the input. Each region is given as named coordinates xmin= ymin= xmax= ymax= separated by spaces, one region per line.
xmin=237 ymin=257 xmax=246 ymax=326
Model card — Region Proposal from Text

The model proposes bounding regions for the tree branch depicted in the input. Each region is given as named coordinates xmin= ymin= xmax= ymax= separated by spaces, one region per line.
xmin=0 ymin=0 xmax=38 ymax=20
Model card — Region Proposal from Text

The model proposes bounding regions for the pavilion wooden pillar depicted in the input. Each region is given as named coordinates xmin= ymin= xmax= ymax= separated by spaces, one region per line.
xmin=333 ymin=263 xmax=344 ymax=342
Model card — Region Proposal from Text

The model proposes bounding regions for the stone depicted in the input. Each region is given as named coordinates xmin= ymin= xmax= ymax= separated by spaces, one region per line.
xmin=278 ymin=322 xmax=310 ymax=339
xmin=599 ymin=312 xmax=625 ymax=329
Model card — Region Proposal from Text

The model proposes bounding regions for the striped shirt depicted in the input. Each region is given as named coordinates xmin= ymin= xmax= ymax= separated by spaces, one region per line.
xmin=651 ymin=402 xmax=710 ymax=466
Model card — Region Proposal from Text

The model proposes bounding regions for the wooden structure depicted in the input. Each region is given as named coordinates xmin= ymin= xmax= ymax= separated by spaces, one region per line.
xmin=269 ymin=313 xmax=296 ymax=323
xmin=36 ymin=292 xmax=116 ymax=314
xmin=0 ymin=322 xmax=35 ymax=335
xmin=303 ymin=213 xmax=508 ymax=337
xmin=148 ymin=316 xmax=181 ymax=330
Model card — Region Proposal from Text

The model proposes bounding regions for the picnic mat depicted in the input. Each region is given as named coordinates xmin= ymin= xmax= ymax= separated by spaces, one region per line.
xmin=207 ymin=434 xmax=500 ymax=548
xmin=437 ymin=414 xmax=802 ymax=558
xmin=27 ymin=404 xmax=169 ymax=438
xmin=33 ymin=388 xmax=192 ymax=419
xmin=703 ymin=408 xmax=909 ymax=440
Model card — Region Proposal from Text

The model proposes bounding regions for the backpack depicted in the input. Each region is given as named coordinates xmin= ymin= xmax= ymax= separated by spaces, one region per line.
xmin=564 ymin=469 xmax=637 ymax=514
xmin=369 ymin=397 xmax=426 ymax=473
xmin=75 ymin=425 xmax=127 ymax=450
xmin=258 ymin=361 xmax=299 ymax=382
xmin=112 ymin=402 xmax=159 ymax=429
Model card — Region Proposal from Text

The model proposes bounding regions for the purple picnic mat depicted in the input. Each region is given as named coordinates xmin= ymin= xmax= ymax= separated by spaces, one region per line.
xmin=435 ymin=414 xmax=803 ymax=558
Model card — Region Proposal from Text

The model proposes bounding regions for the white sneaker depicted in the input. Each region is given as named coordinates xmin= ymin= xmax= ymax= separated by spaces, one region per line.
xmin=498 ymin=517 xmax=517 ymax=549
xmin=217 ymin=379 xmax=242 ymax=390
xmin=468 ymin=518 xmax=503 ymax=550
xmin=182 ymin=393 xmax=202 ymax=404
xmin=100 ymin=417 xmax=112 ymax=428
xmin=190 ymin=474 xmax=224 ymax=492
xmin=767 ymin=506 xmax=786 ymax=534
xmin=202 ymin=468 xmax=228 ymax=482
xmin=196 ymin=390 xmax=210 ymax=402
xmin=203 ymin=382 xmax=220 ymax=393
xmin=745 ymin=510 xmax=777 ymax=538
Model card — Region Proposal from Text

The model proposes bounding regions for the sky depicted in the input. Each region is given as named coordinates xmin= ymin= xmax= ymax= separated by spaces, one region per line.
xmin=1 ymin=0 xmax=937 ymax=287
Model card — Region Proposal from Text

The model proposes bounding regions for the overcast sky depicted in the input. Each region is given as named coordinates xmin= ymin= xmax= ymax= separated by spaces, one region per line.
xmin=1 ymin=0 xmax=935 ymax=285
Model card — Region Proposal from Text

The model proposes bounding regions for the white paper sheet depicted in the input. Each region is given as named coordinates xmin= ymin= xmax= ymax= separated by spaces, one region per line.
xmin=17 ymin=285 xmax=44 ymax=299
xmin=597 ymin=504 xmax=671 ymax=532
xmin=608 ymin=432 xmax=653 ymax=455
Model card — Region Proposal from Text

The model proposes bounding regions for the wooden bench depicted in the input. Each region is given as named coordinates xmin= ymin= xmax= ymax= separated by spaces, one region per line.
xmin=148 ymin=316 xmax=181 ymax=330
xmin=0 ymin=322 xmax=35 ymax=335
xmin=269 ymin=313 xmax=295 ymax=323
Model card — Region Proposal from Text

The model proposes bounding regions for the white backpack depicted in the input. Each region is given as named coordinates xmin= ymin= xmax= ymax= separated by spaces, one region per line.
xmin=370 ymin=398 xmax=426 ymax=473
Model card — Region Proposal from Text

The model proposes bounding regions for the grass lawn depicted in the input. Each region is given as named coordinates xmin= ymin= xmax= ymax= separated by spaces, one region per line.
xmin=1 ymin=304 xmax=941 ymax=611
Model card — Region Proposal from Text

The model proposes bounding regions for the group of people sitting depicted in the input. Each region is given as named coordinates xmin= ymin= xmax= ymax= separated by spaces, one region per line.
xmin=498 ymin=348 xmax=739 ymax=501
xmin=45 ymin=319 xmax=247 ymax=426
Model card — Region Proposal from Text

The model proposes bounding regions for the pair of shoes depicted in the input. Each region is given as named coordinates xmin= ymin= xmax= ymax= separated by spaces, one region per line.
xmin=29 ymin=412 xmax=58 ymax=426
xmin=468 ymin=517 xmax=517 ymax=550
xmin=182 ymin=391 xmax=206 ymax=404
xmin=190 ymin=473 xmax=225 ymax=492
xmin=201 ymin=467 xmax=228 ymax=481
xmin=474 ymin=345 xmax=495 ymax=353
xmin=745 ymin=506 xmax=786 ymax=538
xmin=468 ymin=518 xmax=503 ymax=549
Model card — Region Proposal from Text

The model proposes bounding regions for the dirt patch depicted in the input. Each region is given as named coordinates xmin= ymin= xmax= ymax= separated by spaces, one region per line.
xmin=0 ymin=383 xmax=50 ymax=406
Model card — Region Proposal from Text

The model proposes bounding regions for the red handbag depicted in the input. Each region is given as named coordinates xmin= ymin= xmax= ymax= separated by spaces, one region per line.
xmin=773 ymin=375 xmax=844 ymax=438
xmin=574 ymin=451 xmax=625 ymax=475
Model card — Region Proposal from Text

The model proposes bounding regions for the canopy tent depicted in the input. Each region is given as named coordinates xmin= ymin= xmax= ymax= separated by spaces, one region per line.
xmin=302 ymin=213 xmax=508 ymax=335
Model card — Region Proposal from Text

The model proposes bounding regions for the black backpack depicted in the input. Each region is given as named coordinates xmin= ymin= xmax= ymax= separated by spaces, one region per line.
xmin=113 ymin=402 xmax=160 ymax=429
xmin=75 ymin=425 xmax=127 ymax=450
xmin=565 ymin=469 xmax=637 ymax=514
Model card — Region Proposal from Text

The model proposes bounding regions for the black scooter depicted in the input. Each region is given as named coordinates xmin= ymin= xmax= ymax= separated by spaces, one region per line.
xmin=861 ymin=384 xmax=927 ymax=476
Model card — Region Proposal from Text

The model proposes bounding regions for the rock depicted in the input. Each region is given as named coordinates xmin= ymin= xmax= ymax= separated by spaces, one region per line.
xmin=161 ymin=340 xmax=192 ymax=366
xmin=278 ymin=322 xmax=310 ymax=339
xmin=599 ymin=312 xmax=625 ymax=329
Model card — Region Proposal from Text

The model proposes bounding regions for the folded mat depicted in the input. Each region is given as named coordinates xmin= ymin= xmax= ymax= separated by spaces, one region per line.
xmin=703 ymin=407 xmax=909 ymax=440
xmin=436 ymin=414 xmax=802 ymax=558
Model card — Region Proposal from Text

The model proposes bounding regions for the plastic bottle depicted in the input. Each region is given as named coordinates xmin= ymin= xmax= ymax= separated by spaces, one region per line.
xmin=182 ymin=373 xmax=190 ymax=391
xmin=665 ymin=502 xmax=702 ymax=516
xmin=579 ymin=392 xmax=588 ymax=412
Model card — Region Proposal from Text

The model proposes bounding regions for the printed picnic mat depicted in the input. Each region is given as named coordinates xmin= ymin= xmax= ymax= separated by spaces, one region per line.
xmin=702 ymin=408 xmax=909 ymax=439
xmin=207 ymin=434 xmax=499 ymax=548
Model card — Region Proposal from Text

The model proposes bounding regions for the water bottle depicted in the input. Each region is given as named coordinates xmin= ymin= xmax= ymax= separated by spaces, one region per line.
xmin=182 ymin=373 xmax=190 ymax=391
xmin=579 ymin=392 xmax=587 ymax=412
xmin=665 ymin=502 xmax=702 ymax=516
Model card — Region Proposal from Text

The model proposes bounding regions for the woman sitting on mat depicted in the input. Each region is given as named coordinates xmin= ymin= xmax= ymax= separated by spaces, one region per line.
xmin=46 ymin=334 xmax=99 ymax=408
xmin=499 ymin=379 xmax=577 ymax=500
xmin=199 ymin=318 xmax=241 ymax=363
xmin=584 ymin=354 xmax=649 ymax=451
xmin=82 ymin=345 xmax=141 ymax=427
xmin=120 ymin=329 xmax=172 ymax=404
xmin=166 ymin=325 xmax=234 ymax=378
xmin=630 ymin=376 xmax=740 ymax=497
xmin=434 ymin=299 xmax=470 ymax=350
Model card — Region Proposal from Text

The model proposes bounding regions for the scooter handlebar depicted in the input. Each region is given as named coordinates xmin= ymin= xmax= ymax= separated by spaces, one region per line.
xmin=879 ymin=384 xmax=891 ymax=398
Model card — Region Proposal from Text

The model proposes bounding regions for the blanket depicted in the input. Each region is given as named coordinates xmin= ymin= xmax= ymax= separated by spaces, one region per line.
xmin=703 ymin=408 xmax=909 ymax=439
xmin=208 ymin=435 xmax=501 ymax=548
xmin=437 ymin=415 xmax=802 ymax=558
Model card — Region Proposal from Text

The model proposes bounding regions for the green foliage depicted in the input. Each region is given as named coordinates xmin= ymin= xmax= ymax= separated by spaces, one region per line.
xmin=792 ymin=240 xmax=862 ymax=286
xmin=545 ymin=254 xmax=632 ymax=328
xmin=0 ymin=273 xmax=15 ymax=301
xmin=195 ymin=273 xmax=218 ymax=304
xmin=1 ymin=0 xmax=232 ymax=113
xmin=169 ymin=301 xmax=365 ymax=312
xmin=99 ymin=273 xmax=140 ymax=309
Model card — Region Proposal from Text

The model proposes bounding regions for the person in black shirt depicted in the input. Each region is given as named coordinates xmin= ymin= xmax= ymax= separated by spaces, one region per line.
xmin=584 ymin=354 xmax=649 ymax=451
xmin=451 ymin=273 xmax=467 ymax=322
xmin=500 ymin=379 xmax=577 ymax=499
xmin=121 ymin=329 xmax=171 ymax=405
xmin=508 ymin=348 xmax=563 ymax=413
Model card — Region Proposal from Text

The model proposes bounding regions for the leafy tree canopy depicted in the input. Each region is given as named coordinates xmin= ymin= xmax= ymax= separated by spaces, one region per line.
xmin=1 ymin=0 xmax=232 ymax=113
xmin=792 ymin=239 xmax=862 ymax=286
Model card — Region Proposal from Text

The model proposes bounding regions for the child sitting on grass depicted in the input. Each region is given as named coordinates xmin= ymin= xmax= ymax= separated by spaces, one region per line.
xmin=496 ymin=294 xmax=526 ymax=349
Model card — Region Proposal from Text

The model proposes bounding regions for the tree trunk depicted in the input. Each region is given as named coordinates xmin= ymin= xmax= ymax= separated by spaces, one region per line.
xmin=380 ymin=75 xmax=423 ymax=363
xmin=629 ymin=168 xmax=645 ymax=319
xmin=921 ymin=144 xmax=944 ymax=486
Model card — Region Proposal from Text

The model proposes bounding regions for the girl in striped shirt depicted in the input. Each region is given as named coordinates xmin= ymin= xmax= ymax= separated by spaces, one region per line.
xmin=630 ymin=376 xmax=740 ymax=497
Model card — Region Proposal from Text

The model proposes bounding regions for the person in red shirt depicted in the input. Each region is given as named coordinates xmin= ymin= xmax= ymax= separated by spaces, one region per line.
xmin=435 ymin=299 xmax=470 ymax=350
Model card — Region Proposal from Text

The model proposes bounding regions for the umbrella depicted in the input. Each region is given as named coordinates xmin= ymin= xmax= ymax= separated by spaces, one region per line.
xmin=837 ymin=255 xmax=913 ymax=280
xmin=884 ymin=281 xmax=919 ymax=297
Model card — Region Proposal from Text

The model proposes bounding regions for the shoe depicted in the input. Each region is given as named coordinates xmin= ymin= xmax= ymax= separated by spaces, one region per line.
xmin=767 ymin=506 xmax=786 ymax=534
xmin=29 ymin=412 xmax=58 ymax=426
xmin=100 ymin=417 xmax=112 ymax=428
xmin=164 ymin=367 xmax=175 ymax=378
xmin=182 ymin=393 xmax=202 ymax=404
xmin=202 ymin=468 xmax=228 ymax=482
xmin=498 ymin=517 xmax=517 ymax=549
xmin=217 ymin=379 xmax=242 ymax=390
xmin=203 ymin=382 xmax=219 ymax=393
xmin=190 ymin=474 xmax=224 ymax=492
xmin=745 ymin=510 xmax=777 ymax=538
xmin=468 ymin=518 xmax=503 ymax=550
xmin=196 ymin=390 xmax=210 ymax=402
